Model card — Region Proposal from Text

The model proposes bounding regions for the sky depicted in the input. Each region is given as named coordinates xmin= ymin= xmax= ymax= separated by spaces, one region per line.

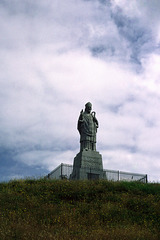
xmin=0 ymin=0 xmax=160 ymax=182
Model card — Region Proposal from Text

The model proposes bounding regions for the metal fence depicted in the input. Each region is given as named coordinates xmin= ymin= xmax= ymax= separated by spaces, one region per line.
xmin=46 ymin=163 xmax=148 ymax=183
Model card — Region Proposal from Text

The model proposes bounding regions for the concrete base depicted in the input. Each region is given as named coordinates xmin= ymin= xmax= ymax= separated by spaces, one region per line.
xmin=70 ymin=149 xmax=106 ymax=180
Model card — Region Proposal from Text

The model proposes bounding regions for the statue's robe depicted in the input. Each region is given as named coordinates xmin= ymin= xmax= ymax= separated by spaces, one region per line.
xmin=78 ymin=112 xmax=98 ymax=150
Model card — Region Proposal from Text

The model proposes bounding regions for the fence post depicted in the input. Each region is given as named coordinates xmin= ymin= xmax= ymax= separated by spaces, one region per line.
xmin=146 ymin=174 xmax=148 ymax=183
xmin=118 ymin=171 xmax=120 ymax=181
xmin=61 ymin=163 xmax=63 ymax=179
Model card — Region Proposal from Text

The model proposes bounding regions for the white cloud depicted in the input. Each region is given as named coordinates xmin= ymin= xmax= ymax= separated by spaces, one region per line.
xmin=13 ymin=149 xmax=76 ymax=172
xmin=141 ymin=54 xmax=160 ymax=94
xmin=112 ymin=0 xmax=160 ymax=43
xmin=102 ymin=149 xmax=160 ymax=182
xmin=112 ymin=0 xmax=160 ymax=21
xmin=0 ymin=0 xmax=160 ymax=182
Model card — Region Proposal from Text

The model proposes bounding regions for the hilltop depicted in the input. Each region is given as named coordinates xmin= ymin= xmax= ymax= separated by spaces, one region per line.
xmin=0 ymin=179 xmax=160 ymax=240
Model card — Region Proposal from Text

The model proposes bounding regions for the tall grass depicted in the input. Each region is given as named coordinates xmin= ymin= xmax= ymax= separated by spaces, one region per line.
xmin=0 ymin=179 xmax=160 ymax=240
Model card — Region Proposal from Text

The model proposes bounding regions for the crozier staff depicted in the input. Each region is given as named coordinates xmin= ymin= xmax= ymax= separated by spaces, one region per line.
xmin=77 ymin=102 xmax=98 ymax=151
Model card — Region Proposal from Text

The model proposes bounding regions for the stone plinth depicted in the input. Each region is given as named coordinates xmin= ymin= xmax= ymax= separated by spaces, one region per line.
xmin=70 ymin=150 xmax=106 ymax=180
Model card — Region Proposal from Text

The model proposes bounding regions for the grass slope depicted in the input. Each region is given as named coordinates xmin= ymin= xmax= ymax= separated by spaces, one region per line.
xmin=0 ymin=179 xmax=160 ymax=240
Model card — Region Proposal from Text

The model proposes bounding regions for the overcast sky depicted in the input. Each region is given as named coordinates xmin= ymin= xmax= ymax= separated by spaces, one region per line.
xmin=0 ymin=0 xmax=160 ymax=182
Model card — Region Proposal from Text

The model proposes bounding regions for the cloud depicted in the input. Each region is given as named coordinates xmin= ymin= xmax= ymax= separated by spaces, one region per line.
xmin=0 ymin=0 xmax=160 ymax=182
xmin=112 ymin=0 xmax=160 ymax=44
xmin=101 ymin=149 xmax=159 ymax=182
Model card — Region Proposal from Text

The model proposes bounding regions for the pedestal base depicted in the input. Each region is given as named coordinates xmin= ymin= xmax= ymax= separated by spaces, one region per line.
xmin=70 ymin=150 xmax=106 ymax=180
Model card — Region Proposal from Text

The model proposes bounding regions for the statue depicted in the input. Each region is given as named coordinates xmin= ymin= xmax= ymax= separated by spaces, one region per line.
xmin=77 ymin=102 xmax=98 ymax=151
xmin=69 ymin=102 xmax=104 ymax=180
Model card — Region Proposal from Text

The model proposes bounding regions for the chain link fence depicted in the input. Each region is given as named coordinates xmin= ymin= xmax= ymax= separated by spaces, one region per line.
xmin=46 ymin=163 xmax=147 ymax=183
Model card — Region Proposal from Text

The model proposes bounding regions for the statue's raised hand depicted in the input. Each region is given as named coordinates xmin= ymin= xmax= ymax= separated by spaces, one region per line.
xmin=79 ymin=109 xmax=84 ymax=120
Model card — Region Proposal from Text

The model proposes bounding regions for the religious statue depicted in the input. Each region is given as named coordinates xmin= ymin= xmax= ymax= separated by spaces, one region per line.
xmin=77 ymin=102 xmax=98 ymax=151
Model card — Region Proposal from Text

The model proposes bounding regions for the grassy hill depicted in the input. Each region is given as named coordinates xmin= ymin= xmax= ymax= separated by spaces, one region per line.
xmin=0 ymin=179 xmax=160 ymax=240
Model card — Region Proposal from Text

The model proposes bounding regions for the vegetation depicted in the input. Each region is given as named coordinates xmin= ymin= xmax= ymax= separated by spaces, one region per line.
xmin=0 ymin=179 xmax=160 ymax=240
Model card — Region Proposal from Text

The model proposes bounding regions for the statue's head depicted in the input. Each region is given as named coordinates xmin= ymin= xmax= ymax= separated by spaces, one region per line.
xmin=85 ymin=102 xmax=92 ymax=113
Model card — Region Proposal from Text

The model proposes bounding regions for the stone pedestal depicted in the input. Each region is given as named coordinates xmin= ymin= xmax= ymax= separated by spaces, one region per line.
xmin=70 ymin=150 xmax=106 ymax=180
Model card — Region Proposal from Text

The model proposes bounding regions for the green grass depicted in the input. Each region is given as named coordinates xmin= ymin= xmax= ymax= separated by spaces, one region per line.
xmin=0 ymin=179 xmax=160 ymax=240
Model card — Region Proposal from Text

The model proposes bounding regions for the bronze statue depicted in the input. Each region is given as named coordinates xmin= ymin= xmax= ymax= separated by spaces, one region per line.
xmin=77 ymin=102 xmax=98 ymax=151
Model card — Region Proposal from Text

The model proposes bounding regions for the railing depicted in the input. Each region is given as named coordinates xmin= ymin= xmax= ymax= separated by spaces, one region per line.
xmin=46 ymin=163 xmax=148 ymax=183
